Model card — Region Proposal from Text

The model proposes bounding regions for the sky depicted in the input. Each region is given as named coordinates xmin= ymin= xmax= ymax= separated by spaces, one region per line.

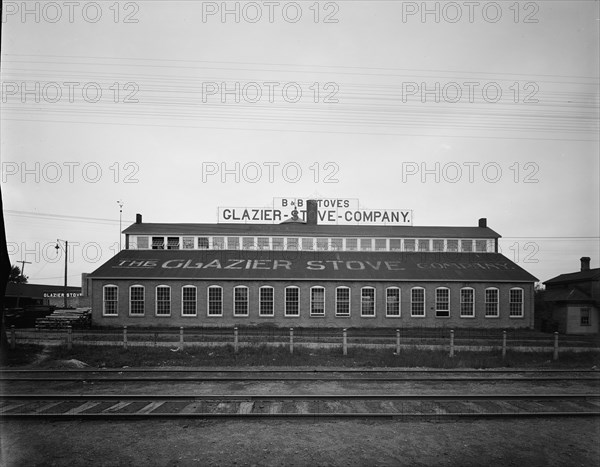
xmin=1 ymin=0 xmax=599 ymax=287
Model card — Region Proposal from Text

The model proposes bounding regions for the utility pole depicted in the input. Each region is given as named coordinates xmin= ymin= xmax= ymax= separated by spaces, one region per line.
xmin=117 ymin=200 xmax=124 ymax=251
xmin=15 ymin=260 xmax=31 ymax=308
xmin=55 ymin=240 xmax=69 ymax=309
xmin=16 ymin=260 xmax=31 ymax=279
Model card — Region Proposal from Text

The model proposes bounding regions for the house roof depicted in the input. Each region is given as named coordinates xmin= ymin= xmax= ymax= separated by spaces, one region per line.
xmin=123 ymin=222 xmax=501 ymax=239
xmin=543 ymin=287 xmax=595 ymax=303
xmin=544 ymin=268 xmax=600 ymax=285
xmin=88 ymin=250 xmax=537 ymax=282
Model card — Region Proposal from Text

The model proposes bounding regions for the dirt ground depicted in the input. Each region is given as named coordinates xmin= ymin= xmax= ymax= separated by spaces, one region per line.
xmin=1 ymin=417 xmax=599 ymax=467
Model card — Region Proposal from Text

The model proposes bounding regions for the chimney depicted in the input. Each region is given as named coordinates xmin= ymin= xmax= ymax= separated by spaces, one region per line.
xmin=580 ymin=257 xmax=591 ymax=271
xmin=306 ymin=200 xmax=318 ymax=225
xmin=136 ymin=213 xmax=142 ymax=224
xmin=478 ymin=218 xmax=487 ymax=228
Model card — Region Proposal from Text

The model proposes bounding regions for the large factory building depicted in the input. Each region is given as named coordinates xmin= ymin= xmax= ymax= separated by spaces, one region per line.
xmin=88 ymin=200 xmax=537 ymax=328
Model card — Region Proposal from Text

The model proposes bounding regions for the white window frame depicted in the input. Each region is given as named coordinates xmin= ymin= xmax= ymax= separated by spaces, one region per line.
xmin=310 ymin=286 xmax=325 ymax=317
xmin=509 ymin=287 xmax=524 ymax=318
xmin=181 ymin=285 xmax=197 ymax=317
xmin=485 ymin=288 xmax=499 ymax=318
xmin=103 ymin=285 xmax=118 ymax=316
xmin=460 ymin=287 xmax=475 ymax=318
xmin=155 ymin=285 xmax=171 ymax=316
xmin=411 ymin=287 xmax=425 ymax=317
xmin=361 ymin=287 xmax=376 ymax=317
xmin=259 ymin=286 xmax=275 ymax=317
xmin=435 ymin=287 xmax=450 ymax=318
xmin=386 ymin=287 xmax=401 ymax=318
xmin=335 ymin=286 xmax=351 ymax=317
xmin=136 ymin=236 xmax=149 ymax=249
xmin=285 ymin=286 xmax=300 ymax=317
xmin=580 ymin=307 xmax=591 ymax=326
xmin=207 ymin=285 xmax=223 ymax=317
xmin=129 ymin=285 xmax=145 ymax=316
xmin=233 ymin=286 xmax=249 ymax=317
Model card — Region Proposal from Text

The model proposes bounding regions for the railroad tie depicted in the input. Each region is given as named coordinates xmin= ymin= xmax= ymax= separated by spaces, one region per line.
xmin=137 ymin=402 xmax=165 ymax=415
xmin=238 ymin=402 xmax=254 ymax=414
xmin=268 ymin=402 xmax=282 ymax=414
xmin=69 ymin=401 xmax=103 ymax=414
xmin=102 ymin=401 xmax=132 ymax=413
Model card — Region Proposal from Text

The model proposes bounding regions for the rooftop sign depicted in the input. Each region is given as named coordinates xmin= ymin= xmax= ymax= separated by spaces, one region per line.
xmin=218 ymin=198 xmax=413 ymax=226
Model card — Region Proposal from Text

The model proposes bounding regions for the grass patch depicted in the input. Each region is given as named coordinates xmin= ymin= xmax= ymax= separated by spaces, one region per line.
xmin=1 ymin=344 xmax=47 ymax=366
xmin=33 ymin=344 xmax=600 ymax=369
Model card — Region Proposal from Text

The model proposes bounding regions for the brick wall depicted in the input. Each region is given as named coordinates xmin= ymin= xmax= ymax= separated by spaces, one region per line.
xmin=91 ymin=279 xmax=534 ymax=329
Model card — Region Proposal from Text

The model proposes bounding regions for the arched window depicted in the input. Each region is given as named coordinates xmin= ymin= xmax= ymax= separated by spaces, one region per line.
xmin=207 ymin=286 xmax=222 ymax=316
xmin=460 ymin=288 xmax=475 ymax=318
xmin=181 ymin=286 xmax=197 ymax=316
xmin=435 ymin=287 xmax=450 ymax=318
xmin=285 ymin=287 xmax=300 ymax=317
xmin=310 ymin=287 xmax=325 ymax=316
xmin=361 ymin=287 xmax=376 ymax=317
xmin=259 ymin=286 xmax=274 ymax=317
xmin=336 ymin=287 xmax=351 ymax=317
xmin=386 ymin=287 xmax=400 ymax=317
xmin=156 ymin=285 xmax=171 ymax=316
xmin=411 ymin=287 xmax=425 ymax=317
xmin=103 ymin=285 xmax=118 ymax=316
xmin=129 ymin=285 xmax=145 ymax=316
xmin=233 ymin=286 xmax=249 ymax=317
xmin=509 ymin=288 xmax=524 ymax=317
xmin=485 ymin=288 xmax=499 ymax=317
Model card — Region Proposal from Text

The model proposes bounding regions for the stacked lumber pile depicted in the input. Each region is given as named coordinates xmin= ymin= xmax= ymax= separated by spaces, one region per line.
xmin=35 ymin=308 xmax=92 ymax=329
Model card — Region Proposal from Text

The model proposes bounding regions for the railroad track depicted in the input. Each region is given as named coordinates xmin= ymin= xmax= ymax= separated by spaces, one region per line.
xmin=2 ymin=368 xmax=600 ymax=382
xmin=1 ymin=393 xmax=599 ymax=419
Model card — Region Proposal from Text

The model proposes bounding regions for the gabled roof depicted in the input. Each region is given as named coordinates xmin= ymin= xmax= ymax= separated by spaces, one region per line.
xmin=89 ymin=250 xmax=536 ymax=282
xmin=123 ymin=222 xmax=501 ymax=239
xmin=544 ymin=268 xmax=600 ymax=285
xmin=543 ymin=287 xmax=595 ymax=303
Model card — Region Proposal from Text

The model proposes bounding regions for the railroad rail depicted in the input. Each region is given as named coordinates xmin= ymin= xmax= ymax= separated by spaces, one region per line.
xmin=1 ymin=368 xmax=599 ymax=382
xmin=1 ymin=393 xmax=599 ymax=419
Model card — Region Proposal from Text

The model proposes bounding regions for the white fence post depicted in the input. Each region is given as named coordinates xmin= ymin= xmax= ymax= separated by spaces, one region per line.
xmin=449 ymin=330 xmax=455 ymax=358
xmin=502 ymin=331 xmax=507 ymax=359
xmin=289 ymin=327 xmax=294 ymax=354
xmin=123 ymin=325 xmax=128 ymax=349
xmin=553 ymin=332 xmax=559 ymax=361
xmin=234 ymin=327 xmax=239 ymax=354
xmin=396 ymin=329 xmax=400 ymax=354
xmin=342 ymin=328 xmax=348 ymax=356
xmin=180 ymin=327 xmax=184 ymax=350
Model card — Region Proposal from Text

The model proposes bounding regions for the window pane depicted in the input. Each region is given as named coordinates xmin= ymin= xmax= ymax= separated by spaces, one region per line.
xmin=286 ymin=238 xmax=299 ymax=250
xmin=404 ymin=239 xmax=415 ymax=251
xmin=213 ymin=237 xmax=225 ymax=249
xmin=137 ymin=236 xmax=149 ymax=249
xmin=436 ymin=288 xmax=450 ymax=317
xmin=361 ymin=288 xmax=375 ymax=316
xmin=360 ymin=238 xmax=372 ymax=251
xmin=336 ymin=288 xmax=350 ymax=316
xmin=475 ymin=240 xmax=487 ymax=252
xmin=346 ymin=238 xmax=358 ymax=251
xmin=151 ymin=237 xmax=164 ymax=249
xmin=461 ymin=240 xmax=473 ymax=252
xmin=167 ymin=237 xmax=179 ymax=250
xmin=182 ymin=237 xmax=194 ymax=249
xmin=389 ymin=239 xmax=402 ymax=251
xmin=386 ymin=288 xmax=400 ymax=317
xmin=130 ymin=286 xmax=144 ymax=315
xmin=182 ymin=287 xmax=196 ymax=316
xmin=198 ymin=237 xmax=209 ymax=249
xmin=375 ymin=239 xmax=387 ymax=251
xmin=285 ymin=288 xmax=299 ymax=316
xmin=272 ymin=237 xmax=284 ymax=250
xmin=331 ymin=238 xmax=343 ymax=250
xmin=260 ymin=287 xmax=274 ymax=316
xmin=156 ymin=286 xmax=171 ymax=315
xmin=311 ymin=288 xmax=325 ymax=316
xmin=301 ymin=238 xmax=314 ymax=250
xmin=227 ymin=237 xmax=240 ymax=249
xmin=447 ymin=240 xmax=458 ymax=252
xmin=242 ymin=237 xmax=255 ymax=250
xmin=234 ymin=287 xmax=248 ymax=316
xmin=418 ymin=239 xmax=430 ymax=251
xmin=432 ymin=239 xmax=444 ymax=252
xmin=257 ymin=237 xmax=270 ymax=250
xmin=208 ymin=287 xmax=222 ymax=315
xmin=460 ymin=289 xmax=474 ymax=317
xmin=485 ymin=289 xmax=499 ymax=317
xmin=316 ymin=238 xmax=328 ymax=250
xmin=411 ymin=288 xmax=425 ymax=316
